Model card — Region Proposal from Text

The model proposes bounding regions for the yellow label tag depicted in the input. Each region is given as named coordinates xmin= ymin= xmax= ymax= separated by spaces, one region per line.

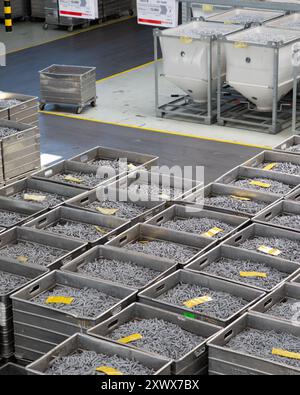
xmin=183 ymin=295 xmax=212 ymax=308
xmin=118 ymin=333 xmax=143 ymax=344
xmin=94 ymin=226 xmax=107 ymax=234
xmin=249 ymin=180 xmax=271 ymax=188
xmin=96 ymin=207 xmax=119 ymax=216
xmin=202 ymin=4 xmax=214 ymax=12
xmin=272 ymin=348 xmax=300 ymax=361
xmin=240 ymin=271 xmax=268 ymax=278
xmin=23 ymin=194 xmax=46 ymax=203
xmin=231 ymin=195 xmax=251 ymax=201
xmin=17 ymin=255 xmax=28 ymax=264
xmin=263 ymin=163 xmax=277 ymax=171
xmin=180 ymin=36 xmax=193 ymax=44
xmin=46 ymin=296 xmax=74 ymax=305
xmin=64 ymin=175 xmax=82 ymax=184
xmin=96 ymin=366 xmax=123 ymax=376
xmin=139 ymin=240 xmax=149 ymax=244
xmin=234 ymin=41 xmax=248 ymax=49
xmin=202 ymin=227 xmax=223 ymax=238
xmin=224 ymin=20 xmax=233 ymax=25
xmin=257 ymin=245 xmax=282 ymax=257
xmin=127 ymin=163 xmax=137 ymax=171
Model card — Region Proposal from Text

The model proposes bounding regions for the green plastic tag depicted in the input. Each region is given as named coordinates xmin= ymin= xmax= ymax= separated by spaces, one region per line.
xmin=183 ymin=312 xmax=196 ymax=319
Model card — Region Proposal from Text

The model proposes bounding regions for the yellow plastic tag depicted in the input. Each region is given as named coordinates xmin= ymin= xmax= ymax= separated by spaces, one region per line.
xmin=23 ymin=194 xmax=46 ymax=203
xmin=272 ymin=348 xmax=300 ymax=361
xmin=257 ymin=245 xmax=282 ymax=257
xmin=96 ymin=366 xmax=124 ymax=376
xmin=183 ymin=295 xmax=212 ymax=308
xmin=240 ymin=271 xmax=268 ymax=278
xmin=139 ymin=240 xmax=149 ymax=244
xmin=118 ymin=333 xmax=143 ymax=344
xmin=263 ymin=163 xmax=277 ymax=171
xmin=17 ymin=256 xmax=28 ymax=264
xmin=96 ymin=207 xmax=119 ymax=216
xmin=46 ymin=296 xmax=74 ymax=305
xmin=64 ymin=175 xmax=82 ymax=184
xmin=127 ymin=163 xmax=137 ymax=171
xmin=202 ymin=4 xmax=214 ymax=12
xmin=231 ymin=195 xmax=251 ymax=201
xmin=94 ymin=226 xmax=107 ymax=234
xmin=224 ymin=20 xmax=233 ymax=25
xmin=234 ymin=41 xmax=248 ymax=49
xmin=202 ymin=227 xmax=223 ymax=238
xmin=249 ymin=180 xmax=271 ymax=188
xmin=180 ymin=36 xmax=193 ymax=44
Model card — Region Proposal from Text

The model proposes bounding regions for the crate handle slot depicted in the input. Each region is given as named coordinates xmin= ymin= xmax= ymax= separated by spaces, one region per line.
xmin=234 ymin=235 xmax=243 ymax=243
xmin=80 ymin=197 xmax=89 ymax=204
xmin=107 ymin=319 xmax=119 ymax=329
xmin=294 ymin=194 xmax=300 ymax=200
xmin=224 ymin=329 xmax=233 ymax=341
xmin=119 ymin=236 xmax=128 ymax=245
xmin=29 ymin=284 xmax=40 ymax=295
xmin=263 ymin=298 xmax=273 ymax=308
xmin=156 ymin=216 xmax=164 ymax=224
xmin=198 ymin=258 xmax=208 ymax=267
xmin=38 ymin=218 xmax=47 ymax=227
xmin=264 ymin=212 xmax=272 ymax=219
xmin=155 ymin=283 xmax=166 ymax=293
xmin=17 ymin=134 xmax=24 ymax=140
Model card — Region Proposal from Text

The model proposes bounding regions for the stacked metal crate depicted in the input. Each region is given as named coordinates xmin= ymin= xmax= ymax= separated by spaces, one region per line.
xmin=0 ymin=92 xmax=39 ymax=128
xmin=44 ymin=0 xmax=88 ymax=31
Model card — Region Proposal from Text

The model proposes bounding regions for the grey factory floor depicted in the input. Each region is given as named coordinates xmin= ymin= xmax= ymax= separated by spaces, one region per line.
xmin=1 ymin=17 xmax=270 ymax=183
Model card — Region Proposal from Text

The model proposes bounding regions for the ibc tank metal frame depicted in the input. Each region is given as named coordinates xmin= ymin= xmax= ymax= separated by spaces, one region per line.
xmin=216 ymin=34 xmax=300 ymax=134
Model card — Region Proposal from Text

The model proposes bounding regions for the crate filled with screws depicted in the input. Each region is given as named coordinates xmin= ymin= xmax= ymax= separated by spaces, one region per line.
xmin=224 ymin=223 xmax=300 ymax=264
xmin=0 ymin=257 xmax=47 ymax=359
xmin=146 ymin=204 xmax=249 ymax=242
xmin=107 ymin=223 xmax=215 ymax=267
xmin=24 ymin=206 xmax=130 ymax=245
xmin=66 ymin=186 xmax=166 ymax=225
xmin=249 ymin=283 xmax=300 ymax=325
xmin=0 ymin=178 xmax=84 ymax=209
xmin=208 ymin=313 xmax=300 ymax=375
xmin=183 ymin=183 xmax=280 ymax=217
xmin=215 ymin=166 xmax=299 ymax=196
xmin=273 ymin=135 xmax=300 ymax=155
xmin=88 ymin=302 xmax=221 ymax=375
xmin=61 ymin=245 xmax=177 ymax=291
xmin=186 ymin=245 xmax=300 ymax=292
xmin=242 ymin=151 xmax=300 ymax=177
xmin=70 ymin=146 xmax=158 ymax=175
xmin=254 ymin=200 xmax=300 ymax=233
xmin=32 ymin=160 xmax=117 ymax=190
xmin=0 ymin=227 xmax=86 ymax=270
xmin=26 ymin=333 xmax=172 ymax=375
xmin=140 ymin=270 xmax=264 ymax=327
xmin=0 ymin=92 xmax=38 ymax=127
xmin=11 ymin=271 xmax=137 ymax=361
xmin=0 ymin=119 xmax=40 ymax=182
xmin=206 ymin=8 xmax=284 ymax=25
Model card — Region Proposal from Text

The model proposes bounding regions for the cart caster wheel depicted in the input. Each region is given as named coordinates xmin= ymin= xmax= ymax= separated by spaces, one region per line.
xmin=91 ymin=101 xmax=96 ymax=107
xmin=68 ymin=26 xmax=74 ymax=32
xmin=43 ymin=23 xmax=48 ymax=30
xmin=39 ymin=103 xmax=46 ymax=111
xmin=76 ymin=107 xmax=83 ymax=114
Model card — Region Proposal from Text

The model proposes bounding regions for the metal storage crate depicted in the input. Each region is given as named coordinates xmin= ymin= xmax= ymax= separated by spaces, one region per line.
xmin=0 ymin=258 xmax=47 ymax=359
xmin=66 ymin=185 xmax=166 ymax=225
xmin=139 ymin=270 xmax=264 ymax=327
xmin=0 ymin=177 xmax=83 ymax=209
xmin=87 ymin=302 xmax=221 ymax=375
xmin=43 ymin=0 xmax=89 ymax=31
xmin=26 ymin=333 xmax=172 ymax=375
xmin=186 ymin=245 xmax=300 ymax=292
xmin=215 ymin=166 xmax=300 ymax=196
xmin=102 ymin=0 xmax=134 ymax=18
xmin=70 ymin=146 xmax=158 ymax=174
xmin=273 ymin=135 xmax=300 ymax=155
xmin=249 ymin=283 xmax=300 ymax=325
xmin=61 ymin=245 xmax=177 ymax=291
xmin=0 ymin=0 xmax=28 ymax=19
xmin=183 ymin=183 xmax=280 ymax=218
xmin=32 ymin=160 xmax=114 ymax=190
xmin=11 ymin=270 xmax=137 ymax=361
xmin=106 ymin=223 xmax=216 ymax=267
xmin=30 ymin=0 xmax=45 ymax=19
xmin=208 ymin=313 xmax=300 ymax=375
xmin=0 ymin=92 xmax=38 ymax=125
xmin=145 ymin=204 xmax=249 ymax=243
xmin=0 ymin=227 xmax=86 ymax=270
xmin=24 ymin=206 xmax=130 ymax=245
xmin=39 ymin=64 xmax=96 ymax=114
xmin=0 ymin=196 xmax=45 ymax=229
xmin=253 ymin=200 xmax=300 ymax=233
xmin=224 ymin=223 xmax=300 ymax=264
xmin=0 ymin=119 xmax=40 ymax=182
